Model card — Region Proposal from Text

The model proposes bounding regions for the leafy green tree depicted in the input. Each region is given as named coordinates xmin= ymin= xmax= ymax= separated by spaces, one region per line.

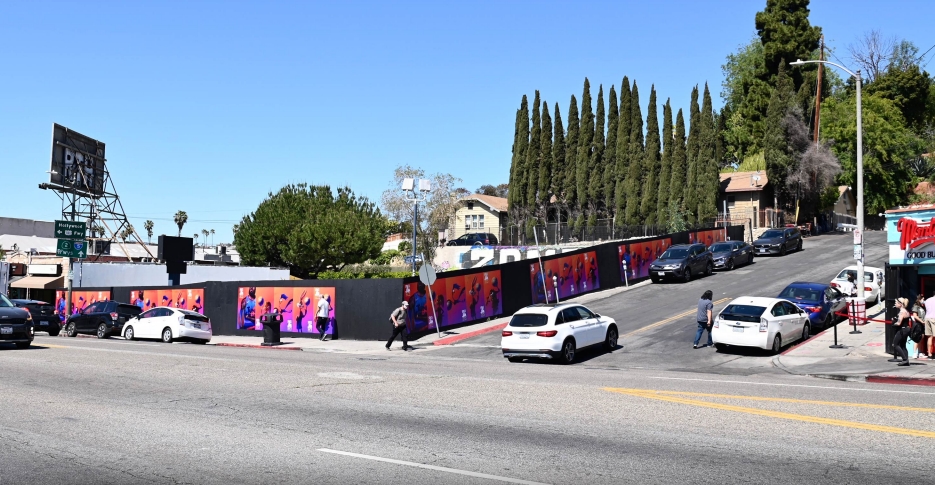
xmin=697 ymin=83 xmax=719 ymax=221
xmin=763 ymin=62 xmax=797 ymax=208
xmin=755 ymin=0 xmax=821 ymax=92
xmin=235 ymin=184 xmax=385 ymax=278
xmin=624 ymin=82 xmax=644 ymax=225
xmin=537 ymin=99 xmax=553 ymax=213
xmin=716 ymin=106 xmax=729 ymax=168
xmin=143 ymin=220 xmax=154 ymax=244
xmin=551 ymin=103 xmax=566 ymax=200
xmin=721 ymin=36 xmax=771 ymax=159
xmin=657 ymin=99 xmax=674 ymax=222
xmin=508 ymin=96 xmax=529 ymax=216
xmin=640 ymin=85 xmax=661 ymax=225
xmin=866 ymin=60 xmax=931 ymax=133
xmin=526 ymin=91 xmax=542 ymax=210
xmin=476 ymin=184 xmax=509 ymax=198
xmin=822 ymin=93 xmax=918 ymax=214
xmin=588 ymin=84 xmax=606 ymax=225
xmin=603 ymin=85 xmax=618 ymax=217
xmin=565 ymin=95 xmax=580 ymax=209
xmin=614 ymin=78 xmax=632 ymax=228
xmin=576 ymin=78 xmax=594 ymax=229
xmin=684 ymin=86 xmax=701 ymax=222
xmin=669 ymin=109 xmax=687 ymax=212
xmin=173 ymin=211 xmax=188 ymax=237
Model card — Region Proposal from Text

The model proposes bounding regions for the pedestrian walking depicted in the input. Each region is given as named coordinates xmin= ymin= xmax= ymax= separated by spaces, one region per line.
xmin=843 ymin=273 xmax=858 ymax=298
xmin=893 ymin=297 xmax=912 ymax=366
xmin=912 ymin=294 xmax=927 ymax=359
xmin=693 ymin=290 xmax=714 ymax=349
xmin=316 ymin=294 xmax=330 ymax=341
xmin=386 ymin=301 xmax=411 ymax=351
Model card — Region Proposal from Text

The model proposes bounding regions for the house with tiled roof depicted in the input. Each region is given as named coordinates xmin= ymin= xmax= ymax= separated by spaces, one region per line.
xmin=717 ymin=170 xmax=772 ymax=215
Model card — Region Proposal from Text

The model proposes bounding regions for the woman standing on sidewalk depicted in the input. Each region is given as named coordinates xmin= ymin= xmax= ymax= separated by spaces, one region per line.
xmin=912 ymin=294 xmax=928 ymax=359
xmin=893 ymin=297 xmax=912 ymax=366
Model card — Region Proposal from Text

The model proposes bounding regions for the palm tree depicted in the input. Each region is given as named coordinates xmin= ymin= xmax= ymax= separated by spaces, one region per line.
xmin=193 ymin=233 xmax=199 ymax=247
xmin=92 ymin=224 xmax=106 ymax=238
xmin=119 ymin=225 xmax=134 ymax=243
xmin=202 ymin=229 xmax=210 ymax=247
xmin=174 ymin=211 xmax=188 ymax=237
xmin=143 ymin=220 xmax=154 ymax=244
xmin=210 ymin=229 xmax=215 ymax=246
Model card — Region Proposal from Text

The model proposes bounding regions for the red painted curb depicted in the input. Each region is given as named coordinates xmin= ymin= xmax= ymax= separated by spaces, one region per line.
xmin=866 ymin=375 xmax=935 ymax=387
xmin=213 ymin=343 xmax=303 ymax=351
xmin=433 ymin=323 xmax=508 ymax=346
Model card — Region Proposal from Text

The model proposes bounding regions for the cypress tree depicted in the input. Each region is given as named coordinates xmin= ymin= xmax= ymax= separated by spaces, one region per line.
xmin=588 ymin=84 xmax=605 ymax=226
xmin=508 ymin=95 xmax=529 ymax=215
xmin=640 ymin=85 xmax=661 ymax=225
xmin=697 ymin=83 xmax=718 ymax=221
xmin=656 ymin=99 xmax=673 ymax=224
xmin=537 ymin=99 xmax=553 ymax=213
xmin=603 ymin=85 xmax=618 ymax=217
xmin=763 ymin=61 xmax=796 ymax=208
xmin=715 ymin=106 xmax=729 ymax=168
xmin=551 ymin=103 xmax=565 ymax=201
xmin=624 ymin=81 xmax=643 ymax=225
xmin=684 ymin=86 xmax=701 ymax=223
xmin=668 ymin=109 xmax=687 ymax=212
xmin=575 ymin=78 xmax=594 ymax=229
xmin=564 ymin=95 xmax=580 ymax=209
xmin=525 ymin=90 xmax=541 ymax=211
xmin=614 ymin=78 xmax=631 ymax=228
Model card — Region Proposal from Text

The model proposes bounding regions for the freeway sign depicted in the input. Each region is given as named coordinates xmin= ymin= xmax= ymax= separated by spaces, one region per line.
xmin=55 ymin=220 xmax=87 ymax=240
xmin=56 ymin=239 xmax=88 ymax=259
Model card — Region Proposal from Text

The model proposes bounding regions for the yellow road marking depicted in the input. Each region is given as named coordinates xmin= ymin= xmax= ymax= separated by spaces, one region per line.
xmin=623 ymin=298 xmax=730 ymax=337
xmin=634 ymin=390 xmax=935 ymax=413
xmin=605 ymin=388 xmax=935 ymax=439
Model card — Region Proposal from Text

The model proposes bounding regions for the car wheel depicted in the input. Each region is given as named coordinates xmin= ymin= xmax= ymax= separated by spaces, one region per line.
xmin=558 ymin=339 xmax=576 ymax=364
xmin=161 ymin=328 xmax=173 ymax=344
xmin=604 ymin=326 xmax=618 ymax=351
xmin=48 ymin=330 xmax=60 ymax=337
xmin=15 ymin=341 xmax=30 ymax=349
xmin=748 ymin=253 xmax=754 ymax=265
xmin=771 ymin=334 xmax=782 ymax=355
xmin=780 ymin=245 xmax=787 ymax=256
xmin=682 ymin=268 xmax=692 ymax=283
xmin=801 ymin=323 xmax=811 ymax=342
xmin=124 ymin=326 xmax=135 ymax=341
xmin=726 ymin=259 xmax=735 ymax=271
xmin=65 ymin=322 xmax=77 ymax=337
xmin=507 ymin=357 xmax=522 ymax=363
xmin=96 ymin=322 xmax=109 ymax=339
xmin=796 ymin=240 xmax=803 ymax=252
xmin=706 ymin=262 xmax=714 ymax=276
xmin=651 ymin=276 xmax=659 ymax=283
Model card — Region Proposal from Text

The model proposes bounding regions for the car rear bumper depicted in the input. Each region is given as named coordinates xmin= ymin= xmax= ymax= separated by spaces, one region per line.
xmin=178 ymin=327 xmax=212 ymax=340
xmin=501 ymin=335 xmax=562 ymax=352
xmin=502 ymin=350 xmax=557 ymax=359
xmin=31 ymin=318 xmax=61 ymax=331
xmin=711 ymin=326 xmax=770 ymax=349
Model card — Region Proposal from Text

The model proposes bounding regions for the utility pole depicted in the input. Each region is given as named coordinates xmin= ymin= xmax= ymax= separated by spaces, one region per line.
xmin=813 ymin=35 xmax=825 ymax=142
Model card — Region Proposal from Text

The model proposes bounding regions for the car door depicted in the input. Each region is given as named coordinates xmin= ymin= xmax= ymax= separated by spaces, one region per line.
xmin=574 ymin=306 xmax=602 ymax=346
xmin=77 ymin=302 xmax=102 ymax=332
xmin=560 ymin=308 xmax=584 ymax=344
xmin=134 ymin=308 xmax=155 ymax=338
xmin=782 ymin=301 xmax=806 ymax=342
xmin=150 ymin=308 xmax=173 ymax=338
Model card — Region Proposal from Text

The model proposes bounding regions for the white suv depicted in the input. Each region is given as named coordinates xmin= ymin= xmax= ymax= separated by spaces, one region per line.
xmin=501 ymin=303 xmax=618 ymax=364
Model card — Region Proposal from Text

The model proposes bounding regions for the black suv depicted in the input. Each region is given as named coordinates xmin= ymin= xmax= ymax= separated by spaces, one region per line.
xmin=12 ymin=299 xmax=60 ymax=336
xmin=649 ymin=243 xmax=714 ymax=283
xmin=0 ymin=294 xmax=33 ymax=349
xmin=753 ymin=227 xmax=802 ymax=256
xmin=64 ymin=301 xmax=143 ymax=339
xmin=446 ymin=233 xmax=499 ymax=246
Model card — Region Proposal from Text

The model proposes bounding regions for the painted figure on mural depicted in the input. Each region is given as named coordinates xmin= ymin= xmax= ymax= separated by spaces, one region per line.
xmin=238 ymin=287 xmax=257 ymax=329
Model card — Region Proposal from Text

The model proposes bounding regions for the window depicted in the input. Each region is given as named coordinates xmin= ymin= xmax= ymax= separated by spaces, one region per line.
xmin=468 ymin=202 xmax=474 ymax=210
xmin=727 ymin=195 xmax=736 ymax=208
xmin=574 ymin=307 xmax=594 ymax=320
xmin=771 ymin=303 xmax=786 ymax=317
xmin=140 ymin=309 xmax=158 ymax=319
xmin=509 ymin=314 xmax=548 ymax=327
xmin=782 ymin=302 xmax=801 ymax=315
xmin=479 ymin=214 xmax=484 ymax=229
xmin=561 ymin=308 xmax=581 ymax=323
xmin=84 ymin=302 xmax=105 ymax=313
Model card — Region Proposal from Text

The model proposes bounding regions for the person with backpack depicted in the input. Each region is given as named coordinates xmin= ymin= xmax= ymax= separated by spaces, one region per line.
xmin=893 ymin=298 xmax=912 ymax=366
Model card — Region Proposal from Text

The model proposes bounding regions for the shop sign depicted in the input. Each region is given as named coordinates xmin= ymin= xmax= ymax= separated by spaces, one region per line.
xmin=896 ymin=217 xmax=935 ymax=258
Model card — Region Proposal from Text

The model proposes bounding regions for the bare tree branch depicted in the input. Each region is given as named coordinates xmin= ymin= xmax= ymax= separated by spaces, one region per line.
xmin=848 ymin=29 xmax=896 ymax=83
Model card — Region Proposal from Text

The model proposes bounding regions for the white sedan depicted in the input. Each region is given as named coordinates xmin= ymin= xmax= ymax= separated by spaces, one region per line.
xmin=830 ymin=265 xmax=885 ymax=305
xmin=123 ymin=306 xmax=212 ymax=344
xmin=712 ymin=297 xmax=810 ymax=354
xmin=501 ymin=303 xmax=618 ymax=364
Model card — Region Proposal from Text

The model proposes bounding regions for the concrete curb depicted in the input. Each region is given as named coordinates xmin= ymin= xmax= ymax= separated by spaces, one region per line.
xmin=433 ymin=323 xmax=508 ymax=346
xmin=808 ymin=373 xmax=935 ymax=387
xmin=212 ymin=342 xmax=303 ymax=351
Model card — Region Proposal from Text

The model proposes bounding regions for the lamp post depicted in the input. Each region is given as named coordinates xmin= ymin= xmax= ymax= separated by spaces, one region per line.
xmin=790 ymin=59 xmax=864 ymax=299
xmin=402 ymin=178 xmax=431 ymax=276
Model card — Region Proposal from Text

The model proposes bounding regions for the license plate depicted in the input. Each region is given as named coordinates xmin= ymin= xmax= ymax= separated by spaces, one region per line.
xmin=0 ymin=327 xmax=11 ymax=334
xmin=758 ymin=249 xmax=766 ymax=253
xmin=39 ymin=321 xmax=49 ymax=326
xmin=193 ymin=323 xmax=201 ymax=329
xmin=733 ymin=326 xmax=744 ymax=332
xmin=656 ymin=272 xmax=665 ymax=276
xmin=519 ymin=333 xmax=530 ymax=339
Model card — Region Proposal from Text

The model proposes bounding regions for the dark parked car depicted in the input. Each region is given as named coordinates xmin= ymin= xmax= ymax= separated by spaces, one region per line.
xmin=753 ymin=227 xmax=802 ymax=256
xmin=64 ymin=301 xmax=143 ymax=339
xmin=649 ymin=243 xmax=714 ymax=283
xmin=0 ymin=294 xmax=34 ymax=349
xmin=777 ymin=282 xmax=847 ymax=329
xmin=11 ymin=299 xmax=60 ymax=336
xmin=446 ymin=233 xmax=499 ymax=246
xmin=710 ymin=241 xmax=754 ymax=271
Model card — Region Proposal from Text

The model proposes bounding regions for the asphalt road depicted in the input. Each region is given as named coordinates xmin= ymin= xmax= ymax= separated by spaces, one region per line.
xmin=6 ymin=231 xmax=932 ymax=485
xmin=437 ymin=231 xmax=889 ymax=375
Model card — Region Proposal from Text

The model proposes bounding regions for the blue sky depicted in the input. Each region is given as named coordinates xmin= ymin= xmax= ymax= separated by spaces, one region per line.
xmin=2 ymin=0 xmax=932 ymax=245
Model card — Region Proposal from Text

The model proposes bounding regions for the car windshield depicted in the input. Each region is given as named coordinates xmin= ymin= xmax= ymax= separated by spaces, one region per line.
xmin=0 ymin=294 xmax=13 ymax=308
xmin=836 ymin=269 xmax=873 ymax=282
xmin=661 ymin=248 xmax=689 ymax=258
xmin=779 ymin=287 xmax=822 ymax=301
xmin=180 ymin=310 xmax=209 ymax=322
xmin=720 ymin=304 xmax=766 ymax=323
xmin=761 ymin=230 xmax=783 ymax=238
xmin=710 ymin=243 xmax=732 ymax=252
xmin=118 ymin=305 xmax=143 ymax=316
xmin=510 ymin=314 xmax=548 ymax=327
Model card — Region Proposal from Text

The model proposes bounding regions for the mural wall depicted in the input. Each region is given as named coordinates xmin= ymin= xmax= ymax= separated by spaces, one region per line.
xmin=54 ymin=290 xmax=112 ymax=322
xmin=235 ymin=286 xmax=336 ymax=336
xmin=618 ymin=238 xmax=673 ymax=281
xmin=530 ymin=251 xmax=600 ymax=303
xmin=130 ymin=288 xmax=205 ymax=314
xmin=402 ymin=270 xmax=503 ymax=332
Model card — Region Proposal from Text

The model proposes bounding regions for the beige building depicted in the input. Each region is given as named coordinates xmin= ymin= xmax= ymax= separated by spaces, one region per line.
xmin=834 ymin=186 xmax=857 ymax=216
xmin=718 ymin=170 xmax=772 ymax=213
xmin=449 ymin=194 xmax=508 ymax=241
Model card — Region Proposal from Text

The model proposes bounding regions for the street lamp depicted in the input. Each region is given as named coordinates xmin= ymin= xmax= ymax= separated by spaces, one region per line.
xmin=402 ymin=178 xmax=431 ymax=276
xmin=790 ymin=58 xmax=865 ymax=299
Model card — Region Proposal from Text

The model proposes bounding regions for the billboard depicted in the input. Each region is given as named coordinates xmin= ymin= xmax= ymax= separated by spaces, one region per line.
xmin=54 ymin=290 xmax=112 ymax=322
xmin=530 ymin=251 xmax=600 ymax=303
xmin=402 ymin=270 xmax=503 ymax=332
xmin=618 ymin=238 xmax=673 ymax=281
xmin=49 ymin=123 xmax=106 ymax=197
xmin=689 ymin=228 xmax=727 ymax=247
xmin=130 ymin=289 xmax=205 ymax=314
xmin=236 ymin=286 xmax=335 ymax=336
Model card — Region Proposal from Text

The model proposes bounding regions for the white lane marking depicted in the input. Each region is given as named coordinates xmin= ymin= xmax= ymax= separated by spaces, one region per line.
xmin=648 ymin=376 xmax=935 ymax=395
xmin=448 ymin=344 xmax=502 ymax=348
xmin=317 ymin=449 xmax=550 ymax=485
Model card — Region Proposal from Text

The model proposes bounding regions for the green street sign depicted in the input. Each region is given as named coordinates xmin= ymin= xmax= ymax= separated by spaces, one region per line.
xmin=55 ymin=220 xmax=87 ymax=240
xmin=56 ymin=239 xmax=88 ymax=259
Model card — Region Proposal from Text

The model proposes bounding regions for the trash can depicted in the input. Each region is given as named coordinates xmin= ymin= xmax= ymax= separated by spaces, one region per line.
xmin=261 ymin=313 xmax=283 ymax=346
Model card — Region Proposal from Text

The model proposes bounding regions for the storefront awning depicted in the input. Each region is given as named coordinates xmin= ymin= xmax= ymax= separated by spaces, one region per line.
xmin=10 ymin=275 xmax=64 ymax=289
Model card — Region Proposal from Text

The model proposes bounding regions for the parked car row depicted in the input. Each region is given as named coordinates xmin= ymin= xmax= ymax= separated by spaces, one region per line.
xmin=0 ymin=296 xmax=213 ymax=350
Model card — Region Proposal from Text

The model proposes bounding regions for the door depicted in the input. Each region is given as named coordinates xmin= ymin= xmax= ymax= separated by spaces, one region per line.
xmin=77 ymin=302 xmax=103 ymax=332
xmin=782 ymin=301 xmax=806 ymax=342
xmin=574 ymin=306 xmax=602 ymax=346
xmin=135 ymin=309 xmax=156 ymax=338
xmin=560 ymin=308 xmax=584 ymax=344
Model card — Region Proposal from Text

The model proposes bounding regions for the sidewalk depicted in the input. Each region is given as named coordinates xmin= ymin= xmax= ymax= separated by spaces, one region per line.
xmin=774 ymin=303 xmax=935 ymax=386
xmin=209 ymin=316 xmax=512 ymax=354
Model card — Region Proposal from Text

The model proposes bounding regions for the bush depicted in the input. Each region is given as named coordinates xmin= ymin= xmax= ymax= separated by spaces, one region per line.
xmin=397 ymin=240 xmax=412 ymax=253
xmin=371 ymin=249 xmax=401 ymax=266
xmin=316 ymin=267 xmax=411 ymax=279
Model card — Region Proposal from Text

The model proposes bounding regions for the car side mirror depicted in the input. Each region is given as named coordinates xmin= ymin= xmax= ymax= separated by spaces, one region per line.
xmin=594 ymin=313 xmax=601 ymax=318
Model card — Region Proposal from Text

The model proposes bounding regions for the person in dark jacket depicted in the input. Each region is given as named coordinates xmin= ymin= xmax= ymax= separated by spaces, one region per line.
xmin=893 ymin=297 xmax=912 ymax=366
